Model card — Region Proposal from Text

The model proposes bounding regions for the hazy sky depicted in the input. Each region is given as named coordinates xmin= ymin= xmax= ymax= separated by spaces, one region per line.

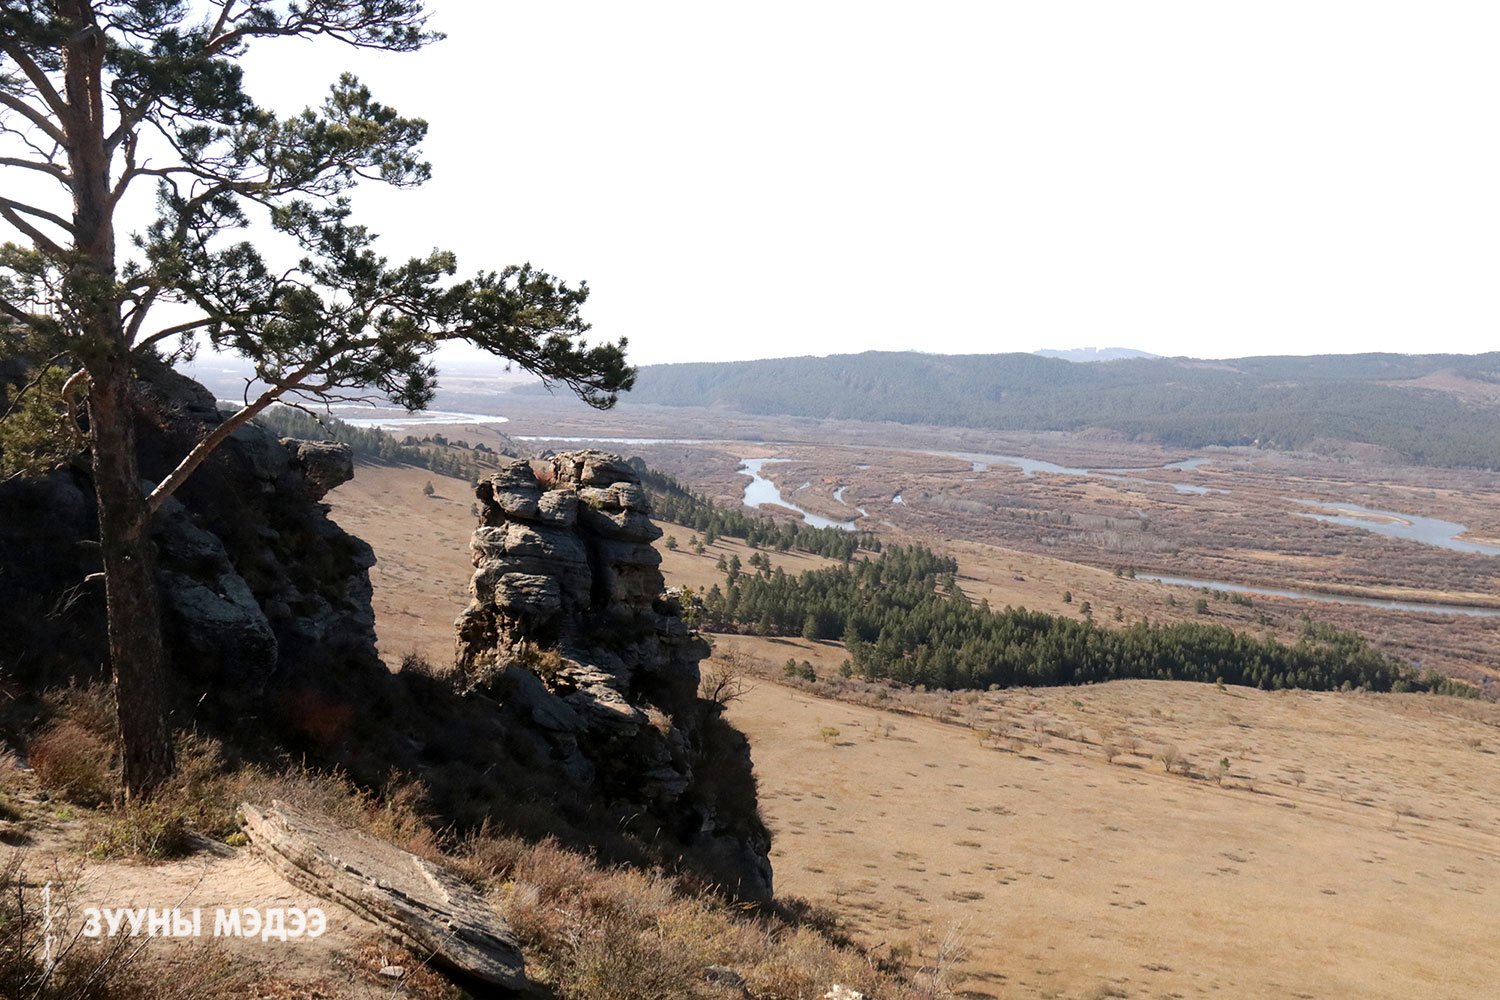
xmin=14 ymin=3 xmax=1500 ymax=367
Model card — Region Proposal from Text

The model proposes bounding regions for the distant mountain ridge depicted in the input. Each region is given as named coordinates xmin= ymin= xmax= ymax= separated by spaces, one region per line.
xmin=1034 ymin=347 xmax=1161 ymax=362
xmin=608 ymin=350 xmax=1500 ymax=469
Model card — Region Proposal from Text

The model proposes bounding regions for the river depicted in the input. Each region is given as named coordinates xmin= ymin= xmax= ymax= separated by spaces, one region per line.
xmin=446 ymin=426 xmax=1500 ymax=560
xmin=330 ymin=407 xmax=511 ymax=428
xmin=1137 ymin=573 xmax=1500 ymax=618
xmin=1291 ymin=499 xmax=1500 ymax=557
xmin=740 ymin=459 xmax=859 ymax=531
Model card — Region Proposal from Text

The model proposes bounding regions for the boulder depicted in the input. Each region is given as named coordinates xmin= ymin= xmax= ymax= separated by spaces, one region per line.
xmin=578 ymin=504 xmax=662 ymax=542
xmin=498 ymin=664 xmax=587 ymax=734
xmin=153 ymin=497 xmax=278 ymax=684
xmin=282 ymin=439 xmax=354 ymax=500
xmin=824 ymin=988 xmax=868 ymax=1000
xmin=242 ymin=800 xmax=529 ymax=993
xmin=550 ymin=451 xmax=636 ymax=487
xmin=492 ymin=573 xmax=562 ymax=619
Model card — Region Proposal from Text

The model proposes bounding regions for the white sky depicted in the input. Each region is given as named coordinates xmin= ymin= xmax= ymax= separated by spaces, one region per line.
xmin=14 ymin=2 xmax=1500 ymax=367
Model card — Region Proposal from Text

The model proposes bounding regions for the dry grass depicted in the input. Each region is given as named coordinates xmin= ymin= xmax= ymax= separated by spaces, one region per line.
xmin=726 ymin=664 xmax=1500 ymax=1000
xmin=29 ymin=722 xmax=114 ymax=808
xmin=20 ymin=714 xmax=440 ymax=865
xmin=16 ymin=728 xmax=932 ymax=999
xmin=0 ymin=852 xmax=256 ymax=1000
xmin=0 ymin=751 xmax=28 ymax=825
xmin=469 ymin=836 xmax=937 ymax=1000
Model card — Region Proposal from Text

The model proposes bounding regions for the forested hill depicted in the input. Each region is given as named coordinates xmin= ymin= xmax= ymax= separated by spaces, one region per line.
xmin=611 ymin=350 xmax=1500 ymax=469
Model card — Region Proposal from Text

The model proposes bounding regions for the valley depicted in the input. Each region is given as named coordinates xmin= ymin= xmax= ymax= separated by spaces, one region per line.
xmin=728 ymin=671 xmax=1500 ymax=1000
xmin=9 ymin=8 xmax=1497 ymax=997
xmin=415 ymin=392 xmax=1500 ymax=688
xmin=327 ymin=455 xmax=1500 ymax=999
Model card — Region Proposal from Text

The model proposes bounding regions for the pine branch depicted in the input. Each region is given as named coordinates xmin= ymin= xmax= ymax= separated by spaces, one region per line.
xmin=0 ymin=90 xmax=66 ymax=143
xmin=0 ymin=43 xmax=68 ymax=122
xmin=0 ymin=197 xmax=69 ymax=257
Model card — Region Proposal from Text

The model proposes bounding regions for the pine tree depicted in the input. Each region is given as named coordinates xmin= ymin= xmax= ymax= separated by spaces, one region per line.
xmin=0 ymin=1 xmax=632 ymax=797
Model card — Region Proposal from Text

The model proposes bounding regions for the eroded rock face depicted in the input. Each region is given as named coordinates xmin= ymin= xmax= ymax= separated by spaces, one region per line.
xmin=455 ymin=451 xmax=774 ymax=902
xmin=282 ymin=439 xmax=355 ymax=500
xmin=0 ymin=360 xmax=378 ymax=698
xmin=137 ymin=367 xmax=378 ymax=692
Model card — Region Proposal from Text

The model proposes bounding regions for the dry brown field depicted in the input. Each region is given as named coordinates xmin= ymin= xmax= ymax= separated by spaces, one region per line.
xmin=724 ymin=664 xmax=1500 ymax=1000
xmin=325 ymin=462 xmax=477 ymax=668
xmin=327 ymin=459 xmax=1500 ymax=999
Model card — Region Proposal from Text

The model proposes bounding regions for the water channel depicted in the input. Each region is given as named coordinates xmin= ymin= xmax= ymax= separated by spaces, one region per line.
xmin=472 ymin=428 xmax=1500 ymax=560
xmin=332 ymin=407 xmax=511 ymax=428
xmin=1292 ymin=499 xmax=1500 ymax=556
xmin=740 ymin=458 xmax=858 ymax=531
xmin=1137 ymin=574 xmax=1500 ymax=618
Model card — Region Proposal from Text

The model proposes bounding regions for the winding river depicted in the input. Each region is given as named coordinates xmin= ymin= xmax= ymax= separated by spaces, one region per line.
xmin=492 ymin=429 xmax=1500 ymax=562
xmin=1291 ymin=499 xmax=1500 ymax=557
xmin=1137 ymin=574 xmax=1500 ymax=618
xmin=740 ymin=459 xmax=858 ymax=531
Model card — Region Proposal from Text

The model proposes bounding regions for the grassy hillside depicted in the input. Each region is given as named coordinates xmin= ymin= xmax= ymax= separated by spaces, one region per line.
xmin=607 ymin=350 xmax=1500 ymax=468
xmin=328 ymin=461 xmax=1500 ymax=999
xmin=723 ymin=660 xmax=1500 ymax=1000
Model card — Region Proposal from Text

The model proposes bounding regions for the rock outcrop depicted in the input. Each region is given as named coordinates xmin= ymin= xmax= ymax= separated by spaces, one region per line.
xmin=243 ymin=800 xmax=528 ymax=992
xmin=455 ymin=451 xmax=774 ymax=901
xmin=0 ymin=354 xmax=773 ymax=904
xmin=0 ymin=359 xmax=378 ymax=702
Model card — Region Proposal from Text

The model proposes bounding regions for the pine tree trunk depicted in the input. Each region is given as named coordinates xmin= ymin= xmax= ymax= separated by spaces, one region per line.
xmin=56 ymin=1 xmax=175 ymax=799
xmin=88 ymin=361 xmax=175 ymax=799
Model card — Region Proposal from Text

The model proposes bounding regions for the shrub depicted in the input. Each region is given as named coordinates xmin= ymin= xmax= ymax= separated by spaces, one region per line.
xmin=41 ymin=682 xmax=119 ymax=743
xmin=700 ymin=657 xmax=749 ymax=711
xmin=0 ymin=753 xmax=25 ymax=824
xmin=90 ymin=797 xmax=194 ymax=861
xmin=29 ymin=722 xmax=114 ymax=807
xmin=560 ymin=915 xmax=707 ymax=1000
xmin=450 ymin=822 xmax=530 ymax=886
xmin=399 ymin=651 xmax=440 ymax=676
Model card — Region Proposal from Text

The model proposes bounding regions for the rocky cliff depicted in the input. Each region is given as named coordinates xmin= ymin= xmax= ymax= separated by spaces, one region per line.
xmin=455 ymin=451 xmax=774 ymax=901
xmin=0 ymin=360 xmax=380 ymax=711
xmin=0 ymin=360 xmax=772 ymax=901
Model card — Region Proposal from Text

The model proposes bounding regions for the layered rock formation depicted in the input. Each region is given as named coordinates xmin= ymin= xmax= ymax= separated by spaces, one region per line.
xmin=0 ymin=359 xmax=379 ymax=701
xmin=244 ymin=799 xmax=528 ymax=992
xmin=455 ymin=451 xmax=774 ymax=901
xmin=0 ymin=356 xmax=772 ymax=901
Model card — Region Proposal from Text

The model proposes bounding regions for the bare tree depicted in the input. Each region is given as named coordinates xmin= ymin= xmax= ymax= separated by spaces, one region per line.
xmin=699 ymin=653 xmax=753 ymax=712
